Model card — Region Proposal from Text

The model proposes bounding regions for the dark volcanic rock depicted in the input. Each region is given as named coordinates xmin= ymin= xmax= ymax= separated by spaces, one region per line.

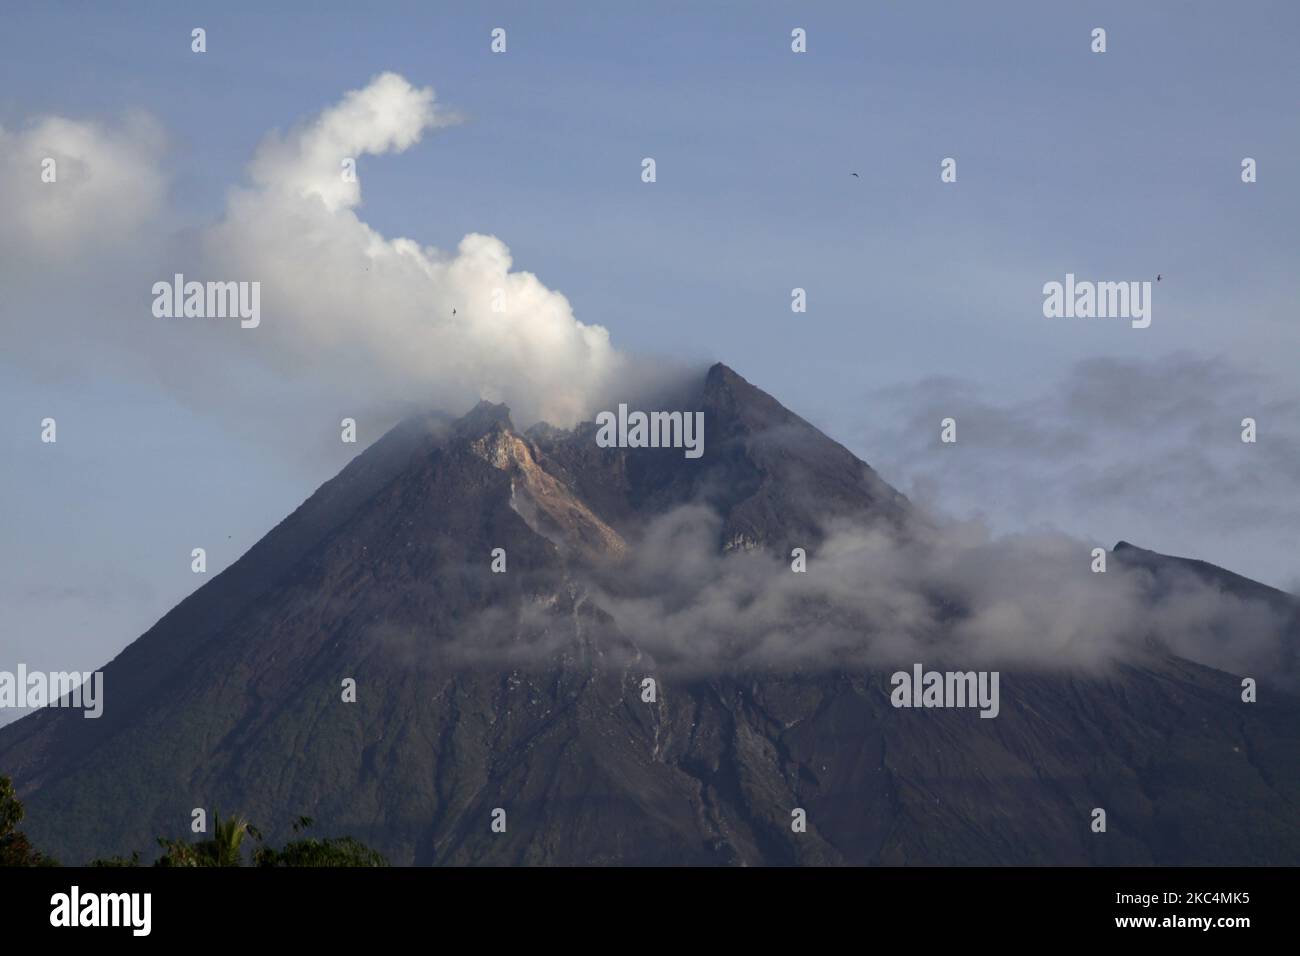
xmin=1 ymin=365 xmax=1297 ymax=865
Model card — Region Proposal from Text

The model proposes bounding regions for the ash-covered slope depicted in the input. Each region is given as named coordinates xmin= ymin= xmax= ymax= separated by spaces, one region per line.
xmin=528 ymin=363 xmax=913 ymax=552
xmin=2 ymin=364 xmax=1298 ymax=865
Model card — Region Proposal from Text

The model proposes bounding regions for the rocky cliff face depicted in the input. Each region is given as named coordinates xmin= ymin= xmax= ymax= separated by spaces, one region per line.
xmin=2 ymin=364 xmax=1297 ymax=865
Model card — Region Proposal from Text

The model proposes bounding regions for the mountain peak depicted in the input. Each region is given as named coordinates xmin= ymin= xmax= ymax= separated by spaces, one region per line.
xmin=705 ymin=361 xmax=742 ymax=387
xmin=698 ymin=362 xmax=820 ymax=436
xmin=454 ymin=399 xmax=514 ymax=438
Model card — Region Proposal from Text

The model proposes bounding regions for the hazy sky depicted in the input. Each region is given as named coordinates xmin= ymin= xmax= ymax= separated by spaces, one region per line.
xmin=1 ymin=1 xmax=1297 ymax=708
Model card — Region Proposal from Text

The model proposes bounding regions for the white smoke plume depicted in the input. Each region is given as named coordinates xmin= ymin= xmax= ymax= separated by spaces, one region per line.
xmin=0 ymin=72 xmax=625 ymax=429
xmin=0 ymin=112 xmax=168 ymax=257
xmin=206 ymin=72 xmax=623 ymax=427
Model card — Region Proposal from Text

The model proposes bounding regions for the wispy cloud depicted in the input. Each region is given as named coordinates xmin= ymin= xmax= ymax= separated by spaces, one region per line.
xmin=850 ymin=353 xmax=1300 ymax=590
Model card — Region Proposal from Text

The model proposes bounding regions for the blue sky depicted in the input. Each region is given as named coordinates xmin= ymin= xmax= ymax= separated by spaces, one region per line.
xmin=2 ymin=1 xmax=1298 ymax=703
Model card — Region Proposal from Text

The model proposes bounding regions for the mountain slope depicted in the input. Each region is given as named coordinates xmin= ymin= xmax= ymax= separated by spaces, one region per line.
xmin=1 ymin=364 xmax=1297 ymax=865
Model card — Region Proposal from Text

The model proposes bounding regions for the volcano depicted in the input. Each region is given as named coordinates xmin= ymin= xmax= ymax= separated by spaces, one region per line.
xmin=2 ymin=364 xmax=1297 ymax=865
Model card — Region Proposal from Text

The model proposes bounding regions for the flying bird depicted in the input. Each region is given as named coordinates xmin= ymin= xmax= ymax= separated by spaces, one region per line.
xmin=851 ymin=172 xmax=860 ymax=178
xmin=452 ymin=308 xmax=457 ymax=316
xmin=1156 ymin=274 xmax=1162 ymax=282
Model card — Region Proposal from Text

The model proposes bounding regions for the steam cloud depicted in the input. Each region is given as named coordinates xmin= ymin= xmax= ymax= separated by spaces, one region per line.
xmin=0 ymin=72 xmax=624 ymax=429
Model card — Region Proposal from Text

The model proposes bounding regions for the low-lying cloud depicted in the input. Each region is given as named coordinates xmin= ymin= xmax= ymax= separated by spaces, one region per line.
xmin=429 ymin=501 xmax=1296 ymax=687
xmin=597 ymin=507 xmax=1294 ymax=681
